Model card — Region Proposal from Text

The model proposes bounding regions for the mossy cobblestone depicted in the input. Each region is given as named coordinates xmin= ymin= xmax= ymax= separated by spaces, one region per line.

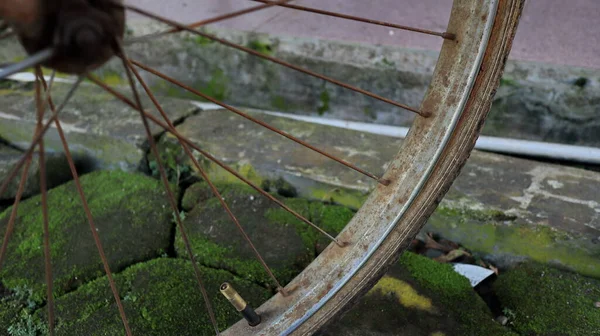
xmin=34 ymin=258 xmax=271 ymax=335
xmin=325 ymin=252 xmax=516 ymax=336
xmin=0 ymin=170 xmax=173 ymax=304
xmin=176 ymin=182 xmax=354 ymax=288
xmin=494 ymin=262 xmax=600 ymax=335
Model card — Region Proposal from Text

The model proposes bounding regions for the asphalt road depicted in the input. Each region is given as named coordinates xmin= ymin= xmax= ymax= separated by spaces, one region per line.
xmin=126 ymin=0 xmax=599 ymax=70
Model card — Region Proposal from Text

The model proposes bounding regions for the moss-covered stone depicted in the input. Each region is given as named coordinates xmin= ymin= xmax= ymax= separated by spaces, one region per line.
xmin=494 ymin=262 xmax=600 ymax=335
xmin=426 ymin=204 xmax=600 ymax=279
xmin=0 ymin=170 xmax=173 ymax=304
xmin=247 ymin=38 xmax=275 ymax=56
xmin=176 ymin=182 xmax=353 ymax=287
xmin=0 ymin=149 xmax=76 ymax=202
xmin=325 ymin=252 xmax=515 ymax=336
xmin=0 ymin=296 xmax=29 ymax=336
xmin=33 ymin=258 xmax=271 ymax=335
xmin=261 ymin=177 xmax=297 ymax=198
xmin=308 ymin=186 xmax=369 ymax=210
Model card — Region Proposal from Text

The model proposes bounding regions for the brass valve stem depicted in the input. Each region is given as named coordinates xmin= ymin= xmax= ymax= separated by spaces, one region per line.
xmin=220 ymin=282 xmax=261 ymax=327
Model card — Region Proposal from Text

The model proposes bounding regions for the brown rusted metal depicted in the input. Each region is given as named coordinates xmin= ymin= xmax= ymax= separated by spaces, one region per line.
xmin=123 ymin=4 xmax=429 ymax=118
xmin=35 ymin=67 xmax=55 ymax=336
xmin=116 ymin=48 xmax=221 ymax=335
xmin=1 ymin=1 xmax=520 ymax=335
xmin=250 ymin=0 xmax=456 ymax=40
xmin=220 ymin=0 xmax=524 ymax=334
xmin=42 ymin=76 xmax=133 ymax=336
xmin=126 ymin=60 xmax=287 ymax=295
xmin=131 ymin=59 xmax=391 ymax=185
xmin=87 ymin=74 xmax=348 ymax=248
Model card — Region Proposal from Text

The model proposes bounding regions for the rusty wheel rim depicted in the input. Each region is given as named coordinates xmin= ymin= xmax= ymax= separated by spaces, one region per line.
xmin=0 ymin=0 xmax=525 ymax=334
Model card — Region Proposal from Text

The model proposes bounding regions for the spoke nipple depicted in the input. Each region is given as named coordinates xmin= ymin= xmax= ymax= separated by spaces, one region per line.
xmin=336 ymin=240 xmax=350 ymax=248
xmin=379 ymin=178 xmax=391 ymax=186
xmin=220 ymin=282 xmax=261 ymax=327
xmin=442 ymin=32 xmax=456 ymax=40
xmin=420 ymin=110 xmax=433 ymax=118
xmin=277 ymin=286 xmax=289 ymax=297
xmin=277 ymin=284 xmax=299 ymax=297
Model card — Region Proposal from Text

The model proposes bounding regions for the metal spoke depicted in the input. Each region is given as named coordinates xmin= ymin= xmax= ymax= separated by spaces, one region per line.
xmin=0 ymin=155 xmax=34 ymax=270
xmin=87 ymin=74 xmax=348 ymax=248
xmin=128 ymin=0 xmax=295 ymax=44
xmin=42 ymin=76 xmax=133 ymax=336
xmin=126 ymin=62 xmax=292 ymax=294
xmin=0 ymin=75 xmax=79 ymax=271
xmin=35 ymin=67 xmax=55 ymax=336
xmin=114 ymin=43 xmax=221 ymax=335
xmin=131 ymin=59 xmax=391 ymax=186
xmin=120 ymin=4 xmax=430 ymax=118
xmin=249 ymin=0 xmax=455 ymax=40
xmin=0 ymin=47 xmax=54 ymax=80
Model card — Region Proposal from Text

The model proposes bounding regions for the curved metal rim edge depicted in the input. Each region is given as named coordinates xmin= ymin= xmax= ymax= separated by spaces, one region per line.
xmin=281 ymin=1 xmax=499 ymax=334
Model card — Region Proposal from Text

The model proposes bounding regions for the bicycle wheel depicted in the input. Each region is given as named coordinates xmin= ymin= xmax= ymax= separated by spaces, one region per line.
xmin=0 ymin=0 xmax=524 ymax=335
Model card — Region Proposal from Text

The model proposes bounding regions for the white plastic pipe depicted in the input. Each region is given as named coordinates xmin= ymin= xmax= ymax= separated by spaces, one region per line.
xmin=2 ymin=75 xmax=595 ymax=165
xmin=251 ymin=110 xmax=600 ymax=165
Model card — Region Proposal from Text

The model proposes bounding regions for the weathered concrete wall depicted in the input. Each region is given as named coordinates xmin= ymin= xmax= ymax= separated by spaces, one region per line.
xmin=2 ymin=24 xmax=598 ymax=146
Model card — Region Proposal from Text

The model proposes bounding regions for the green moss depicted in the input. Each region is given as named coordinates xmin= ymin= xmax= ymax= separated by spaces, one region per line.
xmin=309 ymin=187 xmax=369 ymax=210
xmin=151 ymin=79 xmax=198 ymax=102
xmin=264 ymin=196 xmax=354 ymax=253
xmin=573 ymin=77 xmax=588 ymax=88
xmin=380 ymin=58 xmax=395 ymax=67
xmin=201 ymin=68 xmax=229 ymax=101
xmin=363 ymin=106 xmax=377 ymax=119
xmin=192 ymin=35 xmax=214 ymax=46
xmin=177 ymin=183 xmax=311 ymax=286
xmin=368 ymin=276 xmax=434 ymax=311
xmin=6 ymin=313 xmax=47 ymax=336
xmin=183 ymin=32 xmax=214 ymax=46
xmin=177 ymin=182 xmax=354 ymax=287
xmin=0 ymin=80 xmax=15 ymax=90
xmin=428 ymin=205 xmax=600 ymax=278
xmin=200 ymin=161 xmax=265 ymax=188
xmin=399 ymin=252 xmax=510 ymax=335
xmin=0 ymin=170 xmax=173 ymax=303
xmin=182 ymin=27 xmax=215 ymax=46
xmin=261 ymin=177 xmax=297 ymax=198
xmin=271 ymin=95 xmax=288 ymax=111
xmin=35 ymin=258 xmax=271 ymax=335
xmin=494 ymin=262 xmax=600 ymax=335
xmin=124 ymin=27 xmax=135 ymax=38
xmin=179 ymin=232 xmax=288 ymax=285
xmin=247 ymin=39 xmax=274 ymax=56
xmin=329 ymin=252 xmax=513 ymax=335
xmin=310 ymin=201 xmax=354 ymax=236
xmin=317 ymin=89 xmax=331 ymax=115
xmin=264 ymin=198 xmax=313 ymax=249
xmin=400 ymin=252 xmax=472 ymax=302
xmin=499 ymin=77 xmax=519 ymax=87
xmin=435 ymin=205 xmax=515 ymax=223
xmin=93 ymin=69 xmax=125 ymax=86
xmin=151 ymin=67 xmax=228 ymax=102
xmin=148 ymin=136 xmax=192 ymax=185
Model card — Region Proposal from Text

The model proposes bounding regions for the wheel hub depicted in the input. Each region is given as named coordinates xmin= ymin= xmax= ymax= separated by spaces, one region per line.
xmin=13 ymin=0 xmax=125 ymax=74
